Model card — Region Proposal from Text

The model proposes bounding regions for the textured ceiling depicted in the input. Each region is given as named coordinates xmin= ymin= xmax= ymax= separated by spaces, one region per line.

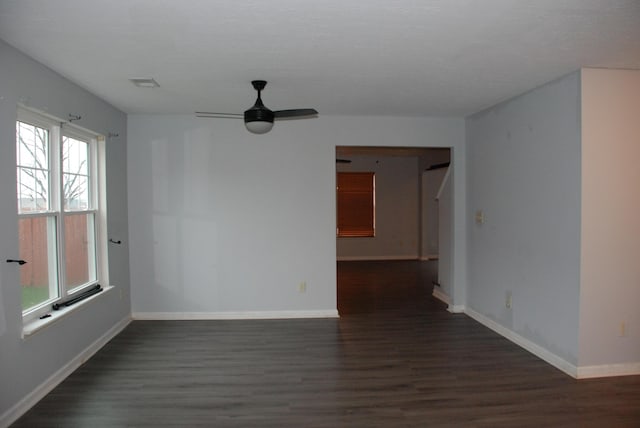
xmin=1 ymin=0 xmax=639 ymax=117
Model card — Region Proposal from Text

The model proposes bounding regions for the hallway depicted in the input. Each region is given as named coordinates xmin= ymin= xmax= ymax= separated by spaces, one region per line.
xmin=338 ymin=260 xmax=439 ymax=316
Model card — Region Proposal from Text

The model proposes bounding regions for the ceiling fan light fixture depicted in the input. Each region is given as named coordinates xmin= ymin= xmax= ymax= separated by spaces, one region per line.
xmin=244 ymin=102 xmax=275 ymax=134
xmin=245 ymin=120 xmax=274 ymax=134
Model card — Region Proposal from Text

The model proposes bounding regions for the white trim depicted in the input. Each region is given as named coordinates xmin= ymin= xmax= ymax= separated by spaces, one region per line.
xmin=464 ymin=307 xmax=578 ymax=378
xmin=420 ymin=254 xmax=439 ymax=261
xmin=132 ymin=309 xmax=340 ymax=321
xmin=22 ymin=285 xmax=115 ymax=337
xmin=576 ymin=362 xmax=640 ymax=379
xmin=0 ymin=315 xmax=131 ymax=428
xmin=432 ymin=285 xmax=451 ymax=305
xmin=447 ymin=305 xmax=466 ymax=314
xmin=337 ymin=255 xmax=418 ymax=261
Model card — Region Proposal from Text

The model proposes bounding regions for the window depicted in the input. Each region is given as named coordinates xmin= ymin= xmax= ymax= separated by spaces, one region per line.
xmin=16 ymin=108 xmax=107 ymax=320
xmin=337 ymin=172 xmax=375 ymax=237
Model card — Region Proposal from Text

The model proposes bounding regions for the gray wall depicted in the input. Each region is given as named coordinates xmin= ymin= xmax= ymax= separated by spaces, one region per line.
xmin=436 ymin=169 xmax=452 ymax=298
xmin=0 ymin=40 xmax=130 ymax=420
xmin=421 ymin=167 xmax=447 ymax=259
xmin=466 ymin=72 xmax=582 ymax=364
xmin=127 ymin=115 xmax=466 ymax=316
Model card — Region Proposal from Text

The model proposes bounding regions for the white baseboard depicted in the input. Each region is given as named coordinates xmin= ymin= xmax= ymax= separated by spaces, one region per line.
xmin=132 ymin=309 xmax=340 ymax=320
xmin=432 ymin=285 xmax=451 ymax=305
xmin=576 ymin=362 xmax=640 ymax=379
xmin=337 ymin=255 xmax=418 ymax=261
xmin=433 ymin=286 xmax=466 ymax=314
xmin=0 ymin=315 xmax=131 ymax=428
xmin=447 ymin=304 xmax=466 ymax=314
xmin=464 ymin=307 xmax=578 ymax=378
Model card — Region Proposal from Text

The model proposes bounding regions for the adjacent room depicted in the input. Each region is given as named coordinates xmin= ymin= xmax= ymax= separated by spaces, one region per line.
xmin=0 ymin=1 xmax=639 ymax=427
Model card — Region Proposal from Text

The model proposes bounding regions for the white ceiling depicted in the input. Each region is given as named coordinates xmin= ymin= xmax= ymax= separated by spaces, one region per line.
xmin=1 ymin=0 xmax=639 ymax=117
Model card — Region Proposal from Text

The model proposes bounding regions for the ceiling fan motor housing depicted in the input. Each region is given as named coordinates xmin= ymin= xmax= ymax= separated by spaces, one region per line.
xmin=244 ymin=105 xmax=274 ymax=124
xmin=245 ymin=80 xmax=274 ymax=124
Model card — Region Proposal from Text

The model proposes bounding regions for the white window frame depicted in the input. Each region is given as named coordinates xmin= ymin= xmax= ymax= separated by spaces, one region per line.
xmin=17 ymin=107 xmax=108 ymax=324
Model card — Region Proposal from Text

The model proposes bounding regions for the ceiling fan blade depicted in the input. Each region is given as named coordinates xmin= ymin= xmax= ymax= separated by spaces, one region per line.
xmin=195 ymin=112 xmax=243 ymax=118
xmin=273 ymin=109 xmax=318 ymax=119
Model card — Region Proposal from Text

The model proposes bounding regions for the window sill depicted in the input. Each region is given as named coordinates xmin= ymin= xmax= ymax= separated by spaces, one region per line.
xmin=22 ymin=285 xmax=115 ymax=338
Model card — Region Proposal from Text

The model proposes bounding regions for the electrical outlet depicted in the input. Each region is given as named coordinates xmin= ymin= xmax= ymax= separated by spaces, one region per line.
xmin=505 ymin=291 xmax=512 ymax=309
xmin=299 ymin=281 xmax=307 ymax=293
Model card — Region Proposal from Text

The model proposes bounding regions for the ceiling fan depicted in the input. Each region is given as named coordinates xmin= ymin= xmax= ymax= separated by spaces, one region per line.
xmin=196 ymin=80 xmax=318 ymax=134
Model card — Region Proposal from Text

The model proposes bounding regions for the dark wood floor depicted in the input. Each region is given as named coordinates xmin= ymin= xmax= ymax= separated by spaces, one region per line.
xmin=11 ymin=261 xmax=640 ymax=427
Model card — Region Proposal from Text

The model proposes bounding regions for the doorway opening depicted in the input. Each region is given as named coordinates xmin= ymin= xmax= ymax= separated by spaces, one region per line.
xmin=336 ymin=146 xmax=452 ymax=315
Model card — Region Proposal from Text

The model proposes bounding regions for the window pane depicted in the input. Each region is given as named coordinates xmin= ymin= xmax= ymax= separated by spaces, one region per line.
xmin=63 ymin=174 xmax=89 ymax=210
xmin=17 ymin=121 xmax=50 ymax=213
xmin=64 ymin=213 xmax=96 ymax=291
xmin=17 ymin=122 xmax=34 ymax=168
xmin=19 ymin=217 xmax=58 ymax=311
xmin=17 ymin=168 xmax=49 ymax=213
xmin=17 ymin=168 xmax=34 ymax=212
xmin=34 ymin=168 xmax=50 ymax=210
xmin=17 ymin=121 xmax=48 ymax=169
xmin=63 ymin=137 xmax=90 ymax=211
xmin=62 ymin=137 xmax=88 ymax=175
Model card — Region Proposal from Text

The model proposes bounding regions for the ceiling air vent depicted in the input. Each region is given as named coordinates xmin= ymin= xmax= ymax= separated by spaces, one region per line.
xmin=129 ymin=78 xmax=160 ymax=88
